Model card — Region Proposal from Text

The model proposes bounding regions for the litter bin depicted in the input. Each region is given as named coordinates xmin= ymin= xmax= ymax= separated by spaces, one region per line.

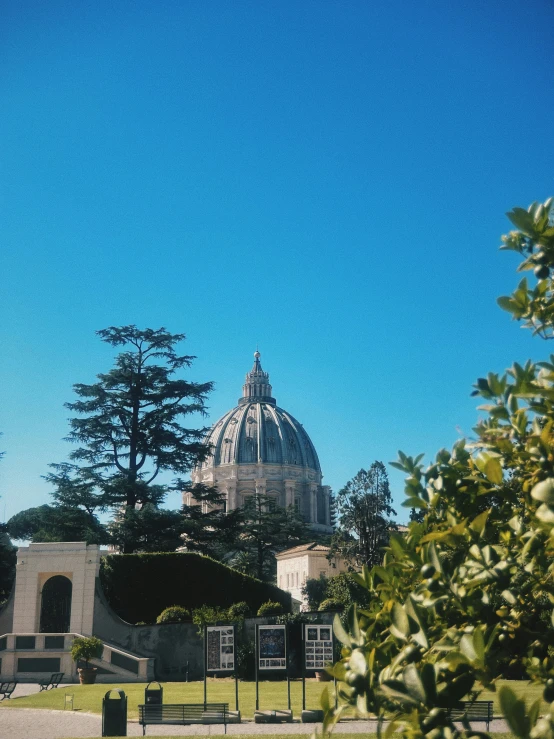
xmin=102 ymin=689 xmax=127 ymax=737
xmin=145 ymin=681 xmax=163 ymax=705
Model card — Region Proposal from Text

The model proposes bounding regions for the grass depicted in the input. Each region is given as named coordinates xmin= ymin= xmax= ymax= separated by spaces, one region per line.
xmin=0 ymin=678 xmax=545 ymax=719
xmin=0 ymin=679 xmax=331 ymax=719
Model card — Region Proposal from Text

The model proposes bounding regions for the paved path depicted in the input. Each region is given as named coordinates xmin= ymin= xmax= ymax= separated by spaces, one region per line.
xmin=0 ymin=710 xmax=511 ymax=739
xmin=0 ymin=686 xmax=510 ymax=739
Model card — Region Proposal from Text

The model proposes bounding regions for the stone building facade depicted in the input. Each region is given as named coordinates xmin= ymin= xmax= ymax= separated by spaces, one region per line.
xmin=187 ymin=352 xmax=332 ymax=532
xmin=275 ymin=543 xmax=348 ymax=609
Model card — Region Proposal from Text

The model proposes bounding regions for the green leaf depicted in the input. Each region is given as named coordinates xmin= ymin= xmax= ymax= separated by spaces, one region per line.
xmin=350 ymin=648 xmax=367 ymax=676
xmin=333 ymin=613 xmax=352 ymax=647
xmin=484 ymin=458 xmax=503 ymax=484
xmin=403 ymin=663 xmax=426 ymax=704
xmin=420 ymin=663 xmax=437 ymax=703
xmin=507 ymin=207 xmax=535 ymax=234
xmin=390 ymin=603 xmax=410 ymax=641
xmin=470 ymin=509 xmax=490 ymax=536
xmin=499 ymin=685 xmax=529 ymax=739
xmin=531 ymin=478 xmax=554 ymax=505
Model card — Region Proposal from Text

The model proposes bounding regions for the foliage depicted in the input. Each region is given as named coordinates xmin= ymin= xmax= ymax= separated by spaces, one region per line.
xmin=227 ymin=493 xmax=310 ymax=582
xmin=319 ymin=598 xmax=345 ymax=612
xmin=100 ymin=551 xmax=290 ymax=624
xmin=180 ymin=481 xmax=243 ymax=560
xmin=257 ymin=600 xmax=285 ymax=616
xmin=0 ymin=527 xmax=16 ymax=604
xmin=235 ymin=639 xmax=256 ymax=680
xmin=156 ymin=605 xmax=190 ymax=623
xmin=330 ymin=461 xmax=396 ymax=569
xmin=43 ymin=326 xmax=213 ymax=553
xmin=71 ymin=636 xmax=103 ymax=668
xmin=322 ymin=198 xmax=554 ymax=739
xmin=302 ymin=575 xmax=329 ymax=611
xmin=227 ymin=601 xmax=252 ymax=620
xmin=108 ymin=504 xmax=186 ymax=552
xmin=7 ymin=504 xmax=107 ymax=545
xmin=192 ymin=604 xmax=230 ymax=633
xmin=304 ymin=572 xmax=370 ymax=611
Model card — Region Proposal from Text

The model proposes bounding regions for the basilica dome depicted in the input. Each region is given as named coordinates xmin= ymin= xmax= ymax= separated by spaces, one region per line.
xmin=189 ymin=352 xmax=332 ymax=532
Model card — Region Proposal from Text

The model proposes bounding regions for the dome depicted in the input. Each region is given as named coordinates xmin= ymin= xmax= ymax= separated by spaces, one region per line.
xmin=190 ymin=352 xmax=332 ymax=532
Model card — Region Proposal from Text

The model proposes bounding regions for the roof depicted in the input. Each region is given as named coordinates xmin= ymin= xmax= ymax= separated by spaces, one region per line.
xmin=196 ymin=351 xmax=321 ymax=472
xmin=275 ymin=542 xmax=330 ymax=558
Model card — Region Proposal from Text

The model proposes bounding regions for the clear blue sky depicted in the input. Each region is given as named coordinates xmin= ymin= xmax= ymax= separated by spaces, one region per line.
xmin=1 ymin=0 xmax=553 ymax=524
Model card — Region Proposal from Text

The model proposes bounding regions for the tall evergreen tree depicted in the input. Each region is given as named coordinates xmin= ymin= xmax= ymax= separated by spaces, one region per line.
xmin=0 ymin=442 xmax=16 ymax=602
xmin=330 ymin=460 xmax=396 ymax=569
xmin=228 ymin=494 xmax=310 ymax=582
xmin=179 ymin=481 xmax=243 ymax=560
xmin=44 ymin=326 xmax=213 ymax=552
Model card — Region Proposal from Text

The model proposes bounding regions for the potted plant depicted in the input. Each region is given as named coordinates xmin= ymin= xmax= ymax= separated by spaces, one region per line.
xmin=71 ymin=636 xmax=103 ymax=684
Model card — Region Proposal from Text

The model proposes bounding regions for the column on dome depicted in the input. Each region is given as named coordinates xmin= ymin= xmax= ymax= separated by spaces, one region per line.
xmin=322 ymin=486 xmax=332 ymax=525
xmin=284 ymin=479 xmax=296 ymax=508
xmin=227 ymin=480 xmax=238 ymax=511
xmin=309 ymin=483 xmax=318 ymax=523
xmin=255 ymin=479 xmax=266 ymax=497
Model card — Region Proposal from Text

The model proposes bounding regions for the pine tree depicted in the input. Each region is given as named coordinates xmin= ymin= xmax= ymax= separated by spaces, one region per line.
xmin=228 ymin=494 xmax=309 ymax=582
xmin=330 ymin=460 xmax=396 ymax=569
xmin=44 ymin=326 xmax=213 ymax=552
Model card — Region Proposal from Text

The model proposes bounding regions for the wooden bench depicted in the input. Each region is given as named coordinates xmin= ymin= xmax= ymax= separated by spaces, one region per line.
xmin=0 ymin=682 xmax=17 ymax=701
xmin=448 ymin=700 xmax=494 ymax=730
xmin=38 ymin=672 xmax=64 ymax=691
xmin=138 ymin=702 xmax=229 ymax=736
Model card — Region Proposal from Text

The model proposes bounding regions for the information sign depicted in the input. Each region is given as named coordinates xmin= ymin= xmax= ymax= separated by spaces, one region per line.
xmin=206 ymin=625 xmax=235 ymax=671
xmin=258 ymin=625 xmax=287 ymax=669
xmin=304 ymin=624 xmax=333 ymax=670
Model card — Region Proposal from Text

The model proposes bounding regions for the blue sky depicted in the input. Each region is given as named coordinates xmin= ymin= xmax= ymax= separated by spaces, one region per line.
xmin=1 ymin=0 xmax=553 ymax=524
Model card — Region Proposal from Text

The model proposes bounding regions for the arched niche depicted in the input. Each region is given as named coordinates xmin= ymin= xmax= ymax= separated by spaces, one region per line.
xmin=40 ymin=575 xmax=72 ymax=633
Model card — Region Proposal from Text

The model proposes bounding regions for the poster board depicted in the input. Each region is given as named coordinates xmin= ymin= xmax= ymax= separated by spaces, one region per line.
xmin=206 ymin=625 xmax=235 ymax=671
xmin=258 ymin=625 xmax=287 ymax=670
xmin=304 ymin=624 xmax=333 ymax=670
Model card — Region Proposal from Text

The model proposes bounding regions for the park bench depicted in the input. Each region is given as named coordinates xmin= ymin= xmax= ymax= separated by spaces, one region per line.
xmin=447 ymin=700 xmax=494 ymax=730
xmin=0 ymin=682 xmax=17 ymax=700
xmin=38 ymin=672 xmax=64 ymax=691
xmin=138 ymin=702 xmax=229 ymax=736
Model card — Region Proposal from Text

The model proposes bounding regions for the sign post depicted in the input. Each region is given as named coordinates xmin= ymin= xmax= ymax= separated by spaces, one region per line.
xmin=205 ymin=624 xmax=238 ymax=711
xmin=301 ymin=623 xmax=334 ymax=720
xmin=256 ymin=623 xmax=288 ymax=712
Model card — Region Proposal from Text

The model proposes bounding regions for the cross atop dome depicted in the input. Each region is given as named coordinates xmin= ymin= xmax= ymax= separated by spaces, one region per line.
xmin=239 ymin=349 xmax=275 ymax=405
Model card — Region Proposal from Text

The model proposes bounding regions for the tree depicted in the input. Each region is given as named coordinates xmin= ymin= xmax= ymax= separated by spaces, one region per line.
xmin=179 ymin=481 xmax=243 ymax=560
xmin=7 ymin=504 xmax=107 ymax=544
xmin=228 ymin=494 xmax=310 ymax=582
xmin=322 ymin=199 xmax=554 ymax=739
xmin=330 ymin=461 xmax=396 ymax=569
xmin=44 ymin=326 xmax=213 ymax=552
xmin=0 ymin=441 xmax=16 ymax=602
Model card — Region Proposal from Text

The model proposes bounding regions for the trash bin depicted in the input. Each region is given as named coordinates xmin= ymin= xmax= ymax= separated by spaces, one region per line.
xmin=102 ymin=688 xmax=127 ymax=737
xmin=144 ymin=681 xmax=163 ymax=705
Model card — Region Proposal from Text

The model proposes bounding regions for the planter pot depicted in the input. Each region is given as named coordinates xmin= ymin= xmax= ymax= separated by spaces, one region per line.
xmin=315 ymin=670 xmax=331 ymax=682
xmin=78 ymin=667 xmax=98 ymax=685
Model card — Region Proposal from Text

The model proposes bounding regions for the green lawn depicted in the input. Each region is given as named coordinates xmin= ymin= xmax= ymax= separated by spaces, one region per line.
xmin=0 ymin=679 xmax=331 ymax=719
xmin=0 ymin=678 xmax=544 ymax=719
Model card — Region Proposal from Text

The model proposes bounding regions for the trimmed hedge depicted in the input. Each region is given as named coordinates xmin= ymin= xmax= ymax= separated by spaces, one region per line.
xmin=100 ymin=552 xmax=291 ymax=624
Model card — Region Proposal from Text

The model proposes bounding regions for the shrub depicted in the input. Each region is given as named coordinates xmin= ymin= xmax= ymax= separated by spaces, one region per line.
xmin=192 ymin=604 xmax=229 ymax=634
xmin=235 ymin=639 xmax=255 ymax=680
xmin=71 ymin=636 xmax=103 ymax=668
xmin=227 ymin=601 xmax=251 ymax=620
xmin=318 ymin=598 xmax=345 ymax=612
xmin=100 ymin=552 xmax=291 ymax=623
xmin=302 ymin=575 xmax=328 ymax=611
xmin=257 ymin=600 xmax=284 ymax=616
xmin=156 ymin=605 xmax=190 ymax=624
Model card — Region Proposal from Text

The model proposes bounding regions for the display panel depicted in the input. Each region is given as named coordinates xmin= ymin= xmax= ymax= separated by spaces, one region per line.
xmin=206 ymin=625 xmax=235 ymax=671
xmin=258 ymin=625 xmax=287 ymax=669
xmin=305 ymin=624 xmax=333 ymax=670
